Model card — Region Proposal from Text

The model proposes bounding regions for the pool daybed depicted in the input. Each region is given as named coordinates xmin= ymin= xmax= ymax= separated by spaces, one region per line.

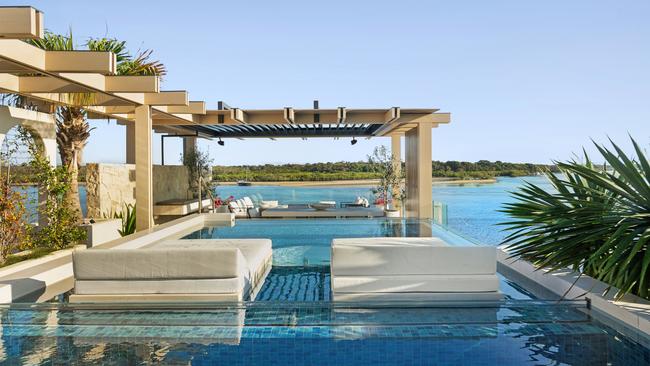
xmin=330 ymin=237 xmax=502 ymax=301
xmin=69 ymin=239 xmax=272 ymax=303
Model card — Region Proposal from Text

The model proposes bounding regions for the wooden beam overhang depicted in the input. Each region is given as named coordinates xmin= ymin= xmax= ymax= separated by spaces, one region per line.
xmin=0 ymin=74 xmax=160 ymax=93
xmin=0 ymin=40 xmax=117 ymax=74
xmin=0 ymin=6 xmax=43 ymax=39
xmin=283 ymin=107 xmax=294 ymax=124
xmin=337 ymin=107 xmax=347 ymax=124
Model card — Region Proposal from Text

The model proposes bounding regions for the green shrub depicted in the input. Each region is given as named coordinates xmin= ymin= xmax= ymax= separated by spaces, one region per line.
xmin=501 ymin=137 xmax=650 ymax=299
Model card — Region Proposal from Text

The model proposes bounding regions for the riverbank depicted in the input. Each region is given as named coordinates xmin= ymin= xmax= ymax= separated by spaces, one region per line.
xmin=219 ymin=177 xmax=497 ymax=187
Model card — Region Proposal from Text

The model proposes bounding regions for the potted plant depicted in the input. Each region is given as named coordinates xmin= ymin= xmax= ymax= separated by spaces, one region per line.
xmin=182 ymin=147 xmax=216 ymax=212
xmin=213 ymin=195 xmax=234 ymax=213
xmin=369 ymin=146 xmax=405 ymax=217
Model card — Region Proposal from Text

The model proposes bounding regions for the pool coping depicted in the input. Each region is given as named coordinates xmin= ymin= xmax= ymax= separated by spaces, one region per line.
xmin=497 ymin=248 xmax=650 ymax=338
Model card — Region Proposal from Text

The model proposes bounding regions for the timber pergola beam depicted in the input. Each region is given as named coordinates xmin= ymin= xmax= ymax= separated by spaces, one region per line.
xmin=0 ymin=74 xmax=160 ymax=93
xmin=0 ymin=6 xmax=43 ymax=39
xmin=0 ymin=6 xmax=453 ymax=226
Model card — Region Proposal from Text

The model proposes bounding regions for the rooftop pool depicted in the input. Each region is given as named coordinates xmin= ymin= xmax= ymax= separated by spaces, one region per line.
xmin=2 ymin=300 xmax=649 ymax=365
xmin=6 ymin=199 xmax=650 ymax=364
xmin=181 ymin=218 xmax=476 ymax=266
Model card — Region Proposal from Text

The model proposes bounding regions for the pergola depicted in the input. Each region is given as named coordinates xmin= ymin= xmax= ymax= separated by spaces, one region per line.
xmin=0 ymin=6 xmax=451 ymax=230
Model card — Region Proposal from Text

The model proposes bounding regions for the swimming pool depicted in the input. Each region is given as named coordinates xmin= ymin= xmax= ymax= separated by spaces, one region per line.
xmin=1 ymin=301 xmax=649 ymax=365
xmin=5 ymin=216 xmax=650 ymax=364
xmin=182 ymin=218 xmax=477 ymax=266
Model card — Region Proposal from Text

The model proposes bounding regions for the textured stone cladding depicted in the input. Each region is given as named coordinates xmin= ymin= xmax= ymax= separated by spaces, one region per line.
xmin=86 ymin=164 xmax=190 ymax=218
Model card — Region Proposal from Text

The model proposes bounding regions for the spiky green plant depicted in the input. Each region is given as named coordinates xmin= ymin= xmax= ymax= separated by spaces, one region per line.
xmin=115 ymin=203 xmax=136 ymax=237
xmin=501 ymin=137 xmax=650 ymax=299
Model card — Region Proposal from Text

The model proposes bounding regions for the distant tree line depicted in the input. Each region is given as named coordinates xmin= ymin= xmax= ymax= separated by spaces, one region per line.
xmin=5 ymin=160 xmax=556 ymax=183
xmin=214 ymin=160 xmax=557 ymax=182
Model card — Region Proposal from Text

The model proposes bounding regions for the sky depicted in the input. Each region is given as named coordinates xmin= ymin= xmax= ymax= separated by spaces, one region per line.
xmin=14 ymin=0 xmax=650 ymax=165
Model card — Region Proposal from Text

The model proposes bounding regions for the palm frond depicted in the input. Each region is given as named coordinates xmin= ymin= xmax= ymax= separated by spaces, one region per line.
xmin=86 ymin=37 xmax=130 ymax=63
xmin=117 ymin=49 xmax=166 ymax=76
xmin=500 ymin=137 xmax=650 ymax=300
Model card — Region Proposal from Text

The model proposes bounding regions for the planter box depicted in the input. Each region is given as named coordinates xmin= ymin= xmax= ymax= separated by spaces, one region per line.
xmin=384 ymin=210 xmax=401 ymax=218
xmin=80 ymin=219 xmax=122 ymax=248
xmin=214 ymin=205 xmax=230 ymax=213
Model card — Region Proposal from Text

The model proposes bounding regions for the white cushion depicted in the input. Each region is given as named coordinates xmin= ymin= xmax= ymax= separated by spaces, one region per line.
xmin=259 ymin=200 xmax=278 ymax=209
xmin=73 ymin=248 xmax=244 ymax=280
xmin=242 ymin=197 xmax=254 ymax=208
xmin=333 ymin=237 xmax=497 ymax=276
xmin=332 ymin=275 xmax=499 ymax=293
xmin=75 ymin=278 xmax=243 ymax=295
xmin=151 ymin=239 xmax=272 ymax=283
xmin=330 ymin=237 xmax=500 ymax=299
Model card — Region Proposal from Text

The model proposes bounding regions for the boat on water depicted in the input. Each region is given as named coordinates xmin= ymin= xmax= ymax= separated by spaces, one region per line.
xmin=237 ymin=180 xmax=252 ymax=186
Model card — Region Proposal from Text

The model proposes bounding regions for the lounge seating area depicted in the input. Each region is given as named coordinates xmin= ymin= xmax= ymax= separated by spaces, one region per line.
xmin=222 ymin=196 xmax=384 ymax=218
xmin=261 ymin=206 xmax=384 ymax=218
xmin=330 ymin=237 xmax=501 ymax=301
xmin=69 ymin=227 xmax=500 ymax=303
xmin=70 ymin=238 xmax=272 ymax=302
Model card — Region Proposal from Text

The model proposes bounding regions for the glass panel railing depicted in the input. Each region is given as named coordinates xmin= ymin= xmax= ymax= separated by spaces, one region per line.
xmin=432 ymin=200 xmax=448 ymax=228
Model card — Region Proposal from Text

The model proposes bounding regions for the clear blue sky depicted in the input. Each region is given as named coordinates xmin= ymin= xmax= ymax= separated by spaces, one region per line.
xmin=18 ymin=0 xmax=650 ymax=165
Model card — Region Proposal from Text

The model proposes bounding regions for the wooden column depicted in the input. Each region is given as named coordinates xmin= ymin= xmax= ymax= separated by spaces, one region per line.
xmin=404 ymin=123 xmax=433 ymax=219
xmin=135 ymin=105 xmax=153 ymax=231
xmin=125 ymin=123 xmax=135 ymax=164
xmin=182 ymin=136 xmax=196 ymax=159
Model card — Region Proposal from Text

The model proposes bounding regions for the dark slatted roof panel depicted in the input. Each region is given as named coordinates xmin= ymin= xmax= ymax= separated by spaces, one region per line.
xmin=179 ymin=123 xmax=382 ymax=138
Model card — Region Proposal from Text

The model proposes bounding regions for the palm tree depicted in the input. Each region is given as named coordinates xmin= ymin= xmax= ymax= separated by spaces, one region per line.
xmin=501 ymin=137 xmax=650 ymax=299
xmin=27 ymin=31 xmax=166 ymax=220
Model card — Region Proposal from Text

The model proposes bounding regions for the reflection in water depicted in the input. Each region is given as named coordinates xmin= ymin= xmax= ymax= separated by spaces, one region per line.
xmin=183 ymin=218 xmax=475 ymax=266
xmin=0 ymin=302 xmax=648 ymax=365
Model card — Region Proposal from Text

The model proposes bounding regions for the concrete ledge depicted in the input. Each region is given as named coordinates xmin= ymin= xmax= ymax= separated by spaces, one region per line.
xmin=154 ymin=198 xmax=213 ymax=216
xmin=203 ymin=212 xmax=235 ymax=226
xmin=0 ymin=245 xmax=84 ymax=303
xmin=498 ymin=248 xmax=650 ymax=337
xmin=0 ymin=214 xmax=228 ymax=303
xmin=80 ymin=218 xmax=122 ymax=247
xmin=102 ymin=214 xmax=205 ymax=249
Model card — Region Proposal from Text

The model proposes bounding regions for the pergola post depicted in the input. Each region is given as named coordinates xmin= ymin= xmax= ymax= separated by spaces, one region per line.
xmin=135 ymin=105 xmax=153 ymax=231
xmin=125 ymin=123 xmax=135 ymax=164
xmin=182 ymin=136 xmax=196 ymax=159
xmin=391 ymin=134 xmax=402 ymax=210
xmin=404 ymin=123 xmax=433 ymax=219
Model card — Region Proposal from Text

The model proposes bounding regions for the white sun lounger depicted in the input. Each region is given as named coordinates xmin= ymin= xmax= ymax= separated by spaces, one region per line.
xmin=69 ymin=238 xmax=272 ymax=303
xmin=331 ymin=237 xmax=502 ymax=301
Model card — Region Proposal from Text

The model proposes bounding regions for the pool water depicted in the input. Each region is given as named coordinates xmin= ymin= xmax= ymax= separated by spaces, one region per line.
xmin=183 ymin=218 xmax=477 ymax=266
xmin=1 ymin=301 xmax=649 ymax=365
xmin=215 ymin=176 xmax=552 ymax=246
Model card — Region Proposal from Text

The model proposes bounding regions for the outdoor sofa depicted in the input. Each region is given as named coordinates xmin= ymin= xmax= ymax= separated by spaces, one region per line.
xmin=228 ymin=197 xmax=257 ymax=218
xmin=69 ymin=238 xmax=272 ymax=303
xmin=330 ymin=237 xmax=501 ymax=301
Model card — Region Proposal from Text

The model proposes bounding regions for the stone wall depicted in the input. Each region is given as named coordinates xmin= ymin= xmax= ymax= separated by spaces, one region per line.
xmin=153 ymin=165 xmax=191 ymax=202
xmin=86 ymin=164 xmax=190 ymax=218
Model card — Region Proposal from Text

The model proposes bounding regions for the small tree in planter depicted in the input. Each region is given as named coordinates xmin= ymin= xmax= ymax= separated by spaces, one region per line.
xmin=182 ymin=147 xmax=216 ymax=211
xmin=0 ymin=130 xmax=32 ymax=264
xmin=21 ymin=129 xmax=86 ymax=250
xmin=368 ymin=145 xmax=405 ymax=214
